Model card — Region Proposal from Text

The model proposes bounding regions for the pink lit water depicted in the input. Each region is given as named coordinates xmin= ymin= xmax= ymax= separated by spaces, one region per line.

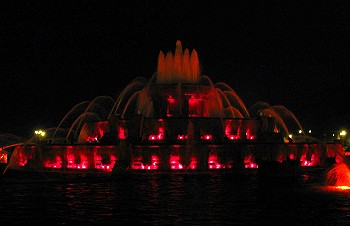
xmin=0 ymin=170 xmax=349 ymax=225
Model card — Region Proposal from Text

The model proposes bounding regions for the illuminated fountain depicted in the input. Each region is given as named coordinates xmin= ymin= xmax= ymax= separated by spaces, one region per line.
xmin=326 ymin=162 xmax=350 ymax=189
xmin=325 ymin=139 xmax=350 ymax=189
xmin=1 ymin=41 xmax=347 ymax=178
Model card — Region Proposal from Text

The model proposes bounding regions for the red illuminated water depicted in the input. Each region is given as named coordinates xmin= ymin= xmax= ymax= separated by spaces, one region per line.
xmin=326 ymin=163 xmax=350 ymax=188
xmin=0 ymin=171 xmax=349 ymax=225
xmin=157 ymin=40 xmax=200 ymax=84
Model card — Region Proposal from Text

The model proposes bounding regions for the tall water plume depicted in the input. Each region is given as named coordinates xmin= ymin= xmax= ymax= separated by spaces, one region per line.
xmin=157 ymin=40 xmax=200 ymax=84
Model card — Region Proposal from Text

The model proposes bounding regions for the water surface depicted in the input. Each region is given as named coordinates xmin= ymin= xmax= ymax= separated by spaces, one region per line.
xmin=0 ymin=170 xmax=349 ymax=225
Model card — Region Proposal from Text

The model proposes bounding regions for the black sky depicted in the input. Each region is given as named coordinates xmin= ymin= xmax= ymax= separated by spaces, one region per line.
xmin=1 ymin=0 xmax=349 ymax=137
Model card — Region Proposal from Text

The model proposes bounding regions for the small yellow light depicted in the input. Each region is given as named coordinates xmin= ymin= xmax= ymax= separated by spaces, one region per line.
xmin=336 ymin=186 xmax=350 ymax=190
xmin=34 ymin=130 xmax=46 ymax=137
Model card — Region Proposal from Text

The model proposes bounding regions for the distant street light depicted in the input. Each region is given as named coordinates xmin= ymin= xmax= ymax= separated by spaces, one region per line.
xmin=340 ymin=130 xmax=347 ymax=137
xmin=35 ymin=130 xmax=46 ymax=140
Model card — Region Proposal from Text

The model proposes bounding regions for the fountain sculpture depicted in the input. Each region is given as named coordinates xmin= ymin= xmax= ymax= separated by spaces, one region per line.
xmin=0 ymin=41 xmax=347 ymax=182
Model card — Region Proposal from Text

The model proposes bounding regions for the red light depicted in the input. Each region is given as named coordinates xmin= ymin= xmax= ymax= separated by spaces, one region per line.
xmin=94 ymin=154 xmax=117 ymax=172
xmin=148 ymin=127 xmax=165 ymax=141
xmin=151 ymin=155 xmax=159 ymax=161
xmin=300 ymin=153 xmax=316 ymax=167
xmin=44 ymin=155 xmax=63 ymax=169
xmin=188 ymin=157 xmax=197 ymax=169
xmin=147 ymin=155 xmax=160 ymax=170
xmin=188 ymin=95 xmax=204 ymax=117
xmin=17 ymin=151 xmax=27 ymax=166
xmin=118 ymin=126 xmax=126 ymax=139
xmin=246 ymin=135 xmax=256 ymax=140
xmin=227 ymin=135 xmax=240 ymax=140
xmin=86 ymin=136 xmax=98 ymax=142
xmin=131 ymin=155 xmax=160 ymax=170
xmin=66 ymin=153 xmax=88 ymax=170
xmin=243 ymin=154 xmax=258 ymax=168
xmin=167 ymin=96 xmax=177 ymax=117
xmin=208 ymin=154 xmax=223 ymax=169
xmin=177 ymin=135 xmax=188 ymax=140
xmin=167 ymin=96 xmax=176 ymax=104
xmin=200 ymin=134 xmax=212 ymax=140
xmin=289 ymin=153 xmax=296 ymax=160
xmin=131 ymin=161 xmax=145 ymax=170
xmin=170 ymin=155 xmax=183 ymax=170
xmin=245 ymin=129 xmax=256 ymax=140
xmin=225 ymin=124 xmax=241 ymax=140
xmin=0 ymin=152 xmax=8 ymax=164
xmin=244 ymin=163 xmax=258 ymax=168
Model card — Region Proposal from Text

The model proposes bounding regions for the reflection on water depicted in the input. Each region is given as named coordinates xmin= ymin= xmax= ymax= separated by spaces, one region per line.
xmin=0 ymin=171 xmax=349 ymax=225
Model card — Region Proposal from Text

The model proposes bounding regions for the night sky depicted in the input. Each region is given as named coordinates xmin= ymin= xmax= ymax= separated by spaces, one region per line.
xmin=1 ymin=1 xmax=349 ymax=138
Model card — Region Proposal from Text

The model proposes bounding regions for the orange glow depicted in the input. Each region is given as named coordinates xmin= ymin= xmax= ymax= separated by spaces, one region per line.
xmin=336 ymin=186 xmax=350 ymax=190
xmin=0 ymin=152 xmax=8 ymax=163
xmin=157 ymin=40 xmax=200 ymax=84
xmin=326 ymin=163 xmax=350 ymax=187
xmin=157 ymin=51 xmax=166 ymax=83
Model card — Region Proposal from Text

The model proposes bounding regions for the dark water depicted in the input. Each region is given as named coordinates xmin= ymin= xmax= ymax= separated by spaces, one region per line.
xmin=0 ymin=170 xmax=349 ymax=225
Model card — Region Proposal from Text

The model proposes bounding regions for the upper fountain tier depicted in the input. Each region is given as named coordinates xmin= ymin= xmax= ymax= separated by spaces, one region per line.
xmin=157 ymin=40 xmax=200 ymax=84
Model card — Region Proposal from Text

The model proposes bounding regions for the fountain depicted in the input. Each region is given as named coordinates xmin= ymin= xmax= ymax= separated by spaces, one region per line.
xmin=0 ymin=41 xmax=347 ymax=181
